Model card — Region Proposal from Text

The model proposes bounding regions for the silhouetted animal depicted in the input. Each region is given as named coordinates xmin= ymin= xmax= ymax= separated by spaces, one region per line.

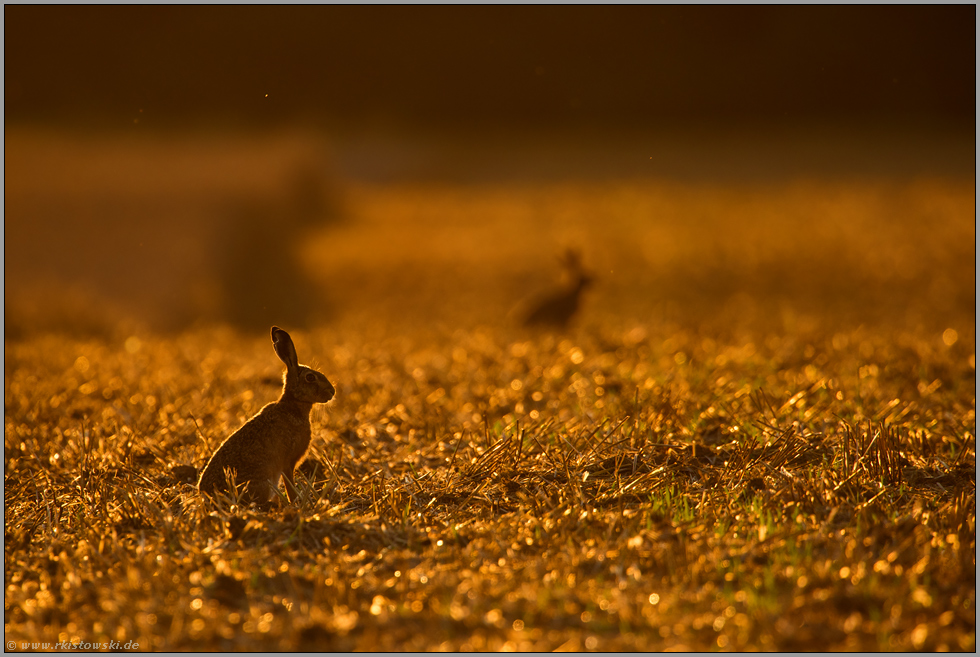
xmin=198 ymin=326 xmax=335 ymax=504
xmin=523 ymin=249 xmax=594 ymax=329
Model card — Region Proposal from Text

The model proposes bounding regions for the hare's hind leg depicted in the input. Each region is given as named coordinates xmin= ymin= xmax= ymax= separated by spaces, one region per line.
xmin=243 ymin=477 xmax=276 ymax=506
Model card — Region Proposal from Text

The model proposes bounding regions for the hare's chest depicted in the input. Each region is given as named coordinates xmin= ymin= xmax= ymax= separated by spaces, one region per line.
xmin=278 ymin=414 xmax=312 ymax=459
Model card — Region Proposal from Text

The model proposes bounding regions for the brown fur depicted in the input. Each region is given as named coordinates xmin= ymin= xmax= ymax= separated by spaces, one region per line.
xmin=198 ymin=326 xmax=335 ymax=504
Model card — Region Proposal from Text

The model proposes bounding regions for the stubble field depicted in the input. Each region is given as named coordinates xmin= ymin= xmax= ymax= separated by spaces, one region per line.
xmin=4 ymin=131 xmax=976 ymax=650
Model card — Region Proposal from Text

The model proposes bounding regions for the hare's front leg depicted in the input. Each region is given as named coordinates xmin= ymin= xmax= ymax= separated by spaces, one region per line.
xmin=283 ymin=468 xmax=300 ymax=504
xmin=282 ymin=446 xmax=309 ymax=503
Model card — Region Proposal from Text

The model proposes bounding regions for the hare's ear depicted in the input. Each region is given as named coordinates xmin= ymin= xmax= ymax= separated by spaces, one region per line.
xmin=560 ymin=248 xmax=583 ymax=271
xmin=271 ymin=326 xmax=299 ymax=371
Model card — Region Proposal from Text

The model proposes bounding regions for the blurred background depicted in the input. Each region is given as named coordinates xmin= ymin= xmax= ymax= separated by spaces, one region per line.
xmin=5 ymin=6 xmax=975 ymax=337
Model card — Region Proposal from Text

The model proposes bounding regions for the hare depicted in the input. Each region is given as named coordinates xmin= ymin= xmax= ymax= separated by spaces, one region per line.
xmin=198 ymin=326 xmax=335 ymax=505
xmin=523 ymin=249 xmax=595 ymax=329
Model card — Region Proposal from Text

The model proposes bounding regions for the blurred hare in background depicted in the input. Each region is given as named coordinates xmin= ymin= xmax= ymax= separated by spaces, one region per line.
xmin=523 ymin=248 xmax=595 ymax=330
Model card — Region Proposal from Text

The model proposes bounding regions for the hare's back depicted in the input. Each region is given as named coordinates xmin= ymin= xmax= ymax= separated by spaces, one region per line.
xmin=222 ymin=410 xmax=289 ymax=457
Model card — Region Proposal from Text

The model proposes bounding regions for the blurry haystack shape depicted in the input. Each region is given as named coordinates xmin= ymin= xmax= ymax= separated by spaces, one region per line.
xmin=215 ymin=161 xmax=343 ymax=331
xmin=522 ymin=248 xmax=595 ymax=330
xmin=4 ymin=131 xmax=346 ymax=335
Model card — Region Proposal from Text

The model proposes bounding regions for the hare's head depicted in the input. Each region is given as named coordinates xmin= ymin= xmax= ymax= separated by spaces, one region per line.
xmin=560 ymin=248 xmax=595 ymax=290
xmin=271 ymin=326 xmax=335 ymax=405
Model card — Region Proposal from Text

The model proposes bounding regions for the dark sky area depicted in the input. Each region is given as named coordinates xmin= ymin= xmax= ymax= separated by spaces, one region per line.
xmin=4 ymin=5 xmax=976 ymax=131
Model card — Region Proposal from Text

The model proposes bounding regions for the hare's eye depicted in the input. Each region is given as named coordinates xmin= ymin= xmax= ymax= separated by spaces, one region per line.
xmin=305 ymin=373 xmax=317 ymax=383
